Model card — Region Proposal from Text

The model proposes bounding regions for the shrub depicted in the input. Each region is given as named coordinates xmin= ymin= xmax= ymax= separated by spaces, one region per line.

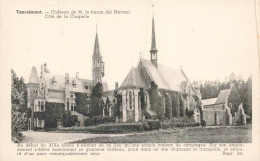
xmin=146 ymin=120 xmax=161 ymax=130
xmin=63 ymin=111 xmax=73 ymax=127
xmin=75 ymin=93 xmax=91 ymax=116
xmin=161 ymin=90 xmax=173 ymax=120
xmin=89 ymin=123 xmax=144 ymax=133
xmin=33 ymin=127 xmax=43 ymax=131
xmin=84 ymin=116 xmax=115 ymax=126
xmin=171 ymin=117 xmax=200 ymax=128
xmin=143 ymin=110 xmax=152 ymax=119
xmin=201 ymin=119 xmax=206 ymax=127
xmin=161 ymin=122 xmax=171 ymax=129
xmin=148 ymin=82 xmax=165 ymax=121
xmin=143 ymin=122 xmax=150 ymax=131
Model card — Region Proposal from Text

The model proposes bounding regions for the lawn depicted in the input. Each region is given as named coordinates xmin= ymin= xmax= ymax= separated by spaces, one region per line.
xmin=73 ymin=125 xmax=252 ymax=143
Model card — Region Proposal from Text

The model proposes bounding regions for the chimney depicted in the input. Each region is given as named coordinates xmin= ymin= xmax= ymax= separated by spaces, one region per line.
xmin=115 ymin=82 xmax=118 ymax=90
xmin=76 ymin=72 xmax=79 ymax=78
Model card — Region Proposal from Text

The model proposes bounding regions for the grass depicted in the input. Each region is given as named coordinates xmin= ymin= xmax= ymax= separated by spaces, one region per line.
xmin=73 ymin=125 xmax=252 ymax=143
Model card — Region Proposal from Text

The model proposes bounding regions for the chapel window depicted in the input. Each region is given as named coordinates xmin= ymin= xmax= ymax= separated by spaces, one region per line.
xmin=41 ymin=101 xmax=44 ymax=111
xmin=129 ymin=91 xmax=132 ymax=109
xmin=38 ymin=101 xmax=41 ymax=111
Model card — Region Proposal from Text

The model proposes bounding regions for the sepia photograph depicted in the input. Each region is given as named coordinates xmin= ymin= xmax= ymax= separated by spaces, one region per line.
xmin=1 ymin=0 xmax=260 ymax=160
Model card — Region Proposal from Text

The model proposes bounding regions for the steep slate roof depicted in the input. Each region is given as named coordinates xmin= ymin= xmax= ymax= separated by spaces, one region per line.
xmin=215 ymin=89 xmax=231 ymax=104
xmin=28 ymin=66 xmax=40 ymax=84
xmin=43 ymin=73 xmax=109 ymax=93
xmin=201 ymin=98 xmax=217 ymax=106
xmin=139 ymin=58 xmax=196 ymax=93
xmin=120 ymin=67 xmax=149 ymax=89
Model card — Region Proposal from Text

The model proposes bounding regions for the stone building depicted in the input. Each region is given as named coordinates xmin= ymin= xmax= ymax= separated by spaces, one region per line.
xmin=27 ymin=30 xmax=109 ymax=130
xmin=201 ymin=85 xmax=234 ymax=126
xmin=104 ymin=12 xmax=201 ymax=123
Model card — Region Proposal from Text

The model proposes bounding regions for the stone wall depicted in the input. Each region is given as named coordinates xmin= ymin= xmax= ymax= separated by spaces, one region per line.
xmin=203 ymin=104 xmax=229 ymax=126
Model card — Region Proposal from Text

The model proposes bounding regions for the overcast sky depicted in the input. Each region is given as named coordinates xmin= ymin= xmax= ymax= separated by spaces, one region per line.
xmin=1 ymin=0 xmax=259 ymax=90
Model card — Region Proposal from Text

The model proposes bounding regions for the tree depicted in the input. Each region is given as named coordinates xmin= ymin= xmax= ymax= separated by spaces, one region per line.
xmin=90 ymin=82 xmax=103 ymax=116
xmin=75 ymin=93 xmax=90 ymax=116
xmin=246 ymin=76 xmax=252 ymax=121
xmin=228 ymin=87 xmax=242 ymax=116
xmin=148 ymin=82 xmax=165 ymax=121
xmin=11 ymin=70 xmax=27 ymax=142
xmin=162 ymin=90 xmax=172 ymax=120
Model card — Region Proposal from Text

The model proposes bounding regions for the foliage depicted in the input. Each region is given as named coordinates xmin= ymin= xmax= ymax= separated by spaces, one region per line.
xmin=138 ymin=88 xmax=146 ymax=111
xmin=90 ymin=82 xmax=104 ymax=116
xmin=84 ymin=116 xmax=115 ymax=126
xmin=186 ymin=111 xmax=194 ymax=118
xmin=145 ymin=120 xmax=161 ymax=130
xmin=143 ymin=122 xmax=150 ymax=131
xmin=179 ymin=95 xmax=184 ymax=117
xmin=63 ymin=111 xmax=73 ymax=127
xmin=89 ymin=123 xmax=144 ymax=133
xmin=114 ymin=91 xmax=122 ymax=117
xmin=44 ymin=102 xmax=65 ymax=129
xmin=198 ymin=102 xmax=203 ymax=123
xmin=11 ymin=69 xmax=28 ymax=142
xmin=104 ymin=97 xmax=110 ymax=116
xmin=75 ymin=93 xmax=90 ymax=116
xmin=168 ymin=92 xmax=178 ymax=117
xmin=171 ymin=117 xmax=200 ymax=128
xmin=246 ymin=76 xmax=252 ymax=121
xmin=148 ymin=82 xmax=165 ymax=121
xmin=161 ymin=90 xmax=172 ymax=119
xmin=33 ymin=112 xmax=45 ymax=120
xmin=228 ymin=87 xmax=241 ymax=117
xmin=143 ymin=110 xmax=152 ymax=119
xmin=198 ymin=73 xmax=252 ymax=120
xmin=201 ymin=119 xmax=206 ymax=127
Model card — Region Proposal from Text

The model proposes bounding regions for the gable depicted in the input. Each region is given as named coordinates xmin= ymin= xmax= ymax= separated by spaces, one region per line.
xmin=139 ymin=58 xmax=196 ymax=94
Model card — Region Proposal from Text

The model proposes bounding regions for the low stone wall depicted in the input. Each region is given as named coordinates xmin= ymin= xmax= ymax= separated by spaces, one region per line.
xmin=203 ymin=110 xmax=226 ymax=126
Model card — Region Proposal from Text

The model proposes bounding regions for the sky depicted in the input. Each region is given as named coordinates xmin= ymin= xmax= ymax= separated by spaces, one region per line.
xmin=1 ymin=0 xmax=259 ymax=90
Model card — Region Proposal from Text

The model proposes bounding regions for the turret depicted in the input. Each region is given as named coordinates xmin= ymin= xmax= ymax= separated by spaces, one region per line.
xmin=150 ymin=5 xmax=158 ymax=67
xmin=92 ymin=25 xmax=105 ymax=85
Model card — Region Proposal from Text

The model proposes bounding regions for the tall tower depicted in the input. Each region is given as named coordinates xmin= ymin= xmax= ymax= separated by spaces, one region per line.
xmin=27 ymin=66 xmax=40 ymax=130
xmin=92 ymin=25 xmax=105 ymax=85
xmin=150 ymin=5 xmax=158 ymax=67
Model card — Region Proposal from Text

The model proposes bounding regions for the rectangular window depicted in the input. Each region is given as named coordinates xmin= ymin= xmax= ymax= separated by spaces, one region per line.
xmin=85 ymin=86 xmax=88 ymax=90
xmin=38 ymin=101 xmax=41 ymax=111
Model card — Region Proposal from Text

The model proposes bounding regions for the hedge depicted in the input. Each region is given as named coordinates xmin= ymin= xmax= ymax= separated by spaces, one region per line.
xmin=145 ymin=119 xmax=161 ymax=130
xmin=75 ymin=93 xmax=90 ymax=116
xmin=84 ymin=116 xmax=115 ymax=126
xmin=44 ymin=102 xmax=65 ymax=129
xmin=89 ymin=123 xmax=144 ymax=133
xmin=171 ymin=117 xmax=200 ymax=128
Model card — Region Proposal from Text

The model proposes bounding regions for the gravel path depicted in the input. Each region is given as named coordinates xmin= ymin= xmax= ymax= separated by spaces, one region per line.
xmin=21 ymin=131 xmax=130 ymax=143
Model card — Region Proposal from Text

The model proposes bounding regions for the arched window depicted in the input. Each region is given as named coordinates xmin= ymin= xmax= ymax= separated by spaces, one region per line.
xmin=126 ymin=91 xmax=128 ymax=108
xmin=133 ymin=91 xmax=135 ymax=109
xmin=129 ymin=91 xmax=132 ymax=109
xmin=41 ymin=101 xmax=44 ymax=111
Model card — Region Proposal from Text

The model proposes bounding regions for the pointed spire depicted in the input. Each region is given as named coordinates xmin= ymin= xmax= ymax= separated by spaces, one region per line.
xmin=29 ymin=66 xmax=40 ymax=84
xmin=93 ymin=24 xmax=100 ymax=56
xmin=150 ymin=4 xmax=158 ymax=67
xmin=151 ymin=4 xmax=157 ymax=52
